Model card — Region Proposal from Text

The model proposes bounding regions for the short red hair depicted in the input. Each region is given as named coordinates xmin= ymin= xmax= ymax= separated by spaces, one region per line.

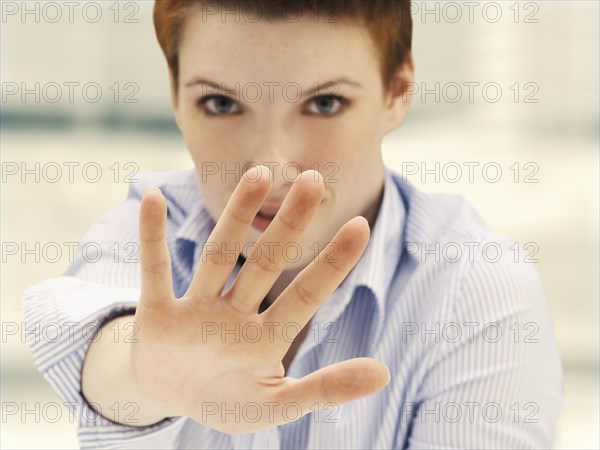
xmin=154 ymin=0 xmax=413 ymax=94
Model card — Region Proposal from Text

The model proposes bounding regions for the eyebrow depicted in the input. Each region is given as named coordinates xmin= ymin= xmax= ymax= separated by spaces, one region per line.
xmin=184 ymin=76 xmax=363 ymax=98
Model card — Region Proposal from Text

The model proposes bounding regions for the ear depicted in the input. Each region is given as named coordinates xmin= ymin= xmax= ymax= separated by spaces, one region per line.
xmin=380 ymin=51 xmax=415 ymax=136
xmin=169 ymin=69 xmax=183 ymax=131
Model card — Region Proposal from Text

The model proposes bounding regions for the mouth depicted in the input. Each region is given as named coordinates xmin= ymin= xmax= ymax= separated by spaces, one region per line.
xmin=250 ymin=197 xmax=325 ymax=232
xmin=252 ymin=212 xmax=275 ymax=232
xmin=257 ymin=204 xmax=281 ymax=217
xmin=251 ymin=205 xmax=281 ymax=232
xmin=256 ymin=210 xmax=277 ymax=220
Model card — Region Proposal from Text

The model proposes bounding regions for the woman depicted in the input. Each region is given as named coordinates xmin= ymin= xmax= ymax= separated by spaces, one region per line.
xmin=23 ymin=1 xmax=564 ymax=448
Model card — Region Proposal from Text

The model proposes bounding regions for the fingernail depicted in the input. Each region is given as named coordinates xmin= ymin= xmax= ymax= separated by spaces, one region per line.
xmin=147 ymin=186 xmax=161 ymax=194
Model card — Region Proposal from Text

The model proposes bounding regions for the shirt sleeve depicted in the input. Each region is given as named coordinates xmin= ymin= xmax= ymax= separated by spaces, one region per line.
xmin=405 ymin=239 xmax=565 ymax=449
xmin=22 ymin=176 xmax=188 ymax=449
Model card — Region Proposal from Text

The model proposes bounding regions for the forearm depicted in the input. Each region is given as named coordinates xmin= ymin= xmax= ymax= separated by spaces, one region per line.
xmin=81 ymin=315 xmax=175 ymax=427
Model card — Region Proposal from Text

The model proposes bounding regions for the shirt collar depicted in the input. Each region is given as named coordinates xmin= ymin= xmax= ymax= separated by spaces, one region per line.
xmin=168 ymin=172 xmax=216 ymax=285
xmin=174 ymin=200 xmax=213 ymax=253
xmin=309 ymin=165 xmax=406 ymax=344
xmin=349 ymin=165 xmax=405 ymax=312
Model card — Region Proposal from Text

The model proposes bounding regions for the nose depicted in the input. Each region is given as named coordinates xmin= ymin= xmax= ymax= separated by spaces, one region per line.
xmin=245 ymin=129 xmax=298 ymax=194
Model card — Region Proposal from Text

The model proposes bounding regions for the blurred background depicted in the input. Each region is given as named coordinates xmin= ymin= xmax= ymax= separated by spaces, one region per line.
xmin=1 ymin=1 xmax=598 ymax=448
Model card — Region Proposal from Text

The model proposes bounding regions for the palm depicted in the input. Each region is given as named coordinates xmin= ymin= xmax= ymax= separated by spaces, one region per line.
xmin=131 ymin=166 xmax=390 ymax=434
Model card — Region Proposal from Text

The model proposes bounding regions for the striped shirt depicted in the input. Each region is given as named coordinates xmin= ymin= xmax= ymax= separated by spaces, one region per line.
xmin=22 ymin=165 xmax=564 ymax=449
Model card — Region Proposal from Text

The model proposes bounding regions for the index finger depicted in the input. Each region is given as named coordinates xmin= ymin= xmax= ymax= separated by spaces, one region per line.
xmin=184 ymin=165 xmax=272 ymax=303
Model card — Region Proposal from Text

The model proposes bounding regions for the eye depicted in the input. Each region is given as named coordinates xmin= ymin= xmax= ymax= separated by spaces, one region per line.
xmin=305 ymin=95 xmax=349 ymax=116
xmin=197 ymin=95 xmax=241 ymax=116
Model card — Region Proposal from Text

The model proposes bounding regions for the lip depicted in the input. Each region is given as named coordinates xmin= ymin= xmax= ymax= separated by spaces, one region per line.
xmin=251 ymin=196 xmax=325 ymax=232
xmin=251 ymin=203 xmax=281 ymax=232
xmin=258 ymin=204 xmax=283 ymax=216
xmin=257 ymin=196 xmax=326 ymax=217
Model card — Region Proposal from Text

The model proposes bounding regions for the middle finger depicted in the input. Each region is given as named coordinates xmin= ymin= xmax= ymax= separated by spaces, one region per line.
xmin=224 ymin=169 xmax=324 ymax=313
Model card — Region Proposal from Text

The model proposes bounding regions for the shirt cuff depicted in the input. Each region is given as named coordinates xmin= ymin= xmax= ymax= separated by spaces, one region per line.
xmin=22 ymin=276 xmax=187 ymax=448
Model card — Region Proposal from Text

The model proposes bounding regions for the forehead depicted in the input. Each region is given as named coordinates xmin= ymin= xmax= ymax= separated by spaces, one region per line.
xmin=177 ymin=9 xmax=381 ymax=85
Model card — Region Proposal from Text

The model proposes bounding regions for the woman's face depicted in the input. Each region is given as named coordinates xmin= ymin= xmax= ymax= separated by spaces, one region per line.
xmin=171 ymin=9 xmax=412 ymax=270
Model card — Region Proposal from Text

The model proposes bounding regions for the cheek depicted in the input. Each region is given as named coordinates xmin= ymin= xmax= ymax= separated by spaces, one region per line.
xmin=181 ymin=120 xmax=242 ymax=172
xmin=179 ymin=103 xmax=243 ymax=161
xmin=310 ymin=123 xmax=378 ymax=175
xmin=184 ymin=125 xmax=243 ymax=222
xmin=194 ymin=173 xmax=236 ymax=225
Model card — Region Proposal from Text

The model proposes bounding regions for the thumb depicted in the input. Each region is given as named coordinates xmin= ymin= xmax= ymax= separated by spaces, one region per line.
xmin=285 ymin=357 xmax=390 ymax=414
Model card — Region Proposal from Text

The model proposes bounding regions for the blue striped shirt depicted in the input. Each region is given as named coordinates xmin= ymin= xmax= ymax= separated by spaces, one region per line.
xmin=23 ymin=166 xmax=564 ymax=449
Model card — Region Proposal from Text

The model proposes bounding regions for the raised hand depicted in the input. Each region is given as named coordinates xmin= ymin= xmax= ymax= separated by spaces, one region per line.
xmin=131 ymin=165 xmax=390 ymax=434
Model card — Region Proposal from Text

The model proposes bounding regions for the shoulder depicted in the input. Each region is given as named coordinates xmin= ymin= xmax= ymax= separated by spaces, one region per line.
xmin=389 ymin=170 xmax=547 ymax=320
xmin=127 ymin=168 xmax=198 ymax=202
xmin=391 ymin=170 xmax=495 ymax=243
xmin=391 ymin=169 xmax=523 ymax=264
xmin=125 ymin=169 xmax=201 ymax=223
xmin=126 ymin=169 xmax=197 ymax=197
xmin=74 ymin=169 xmax=201 ymax=244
